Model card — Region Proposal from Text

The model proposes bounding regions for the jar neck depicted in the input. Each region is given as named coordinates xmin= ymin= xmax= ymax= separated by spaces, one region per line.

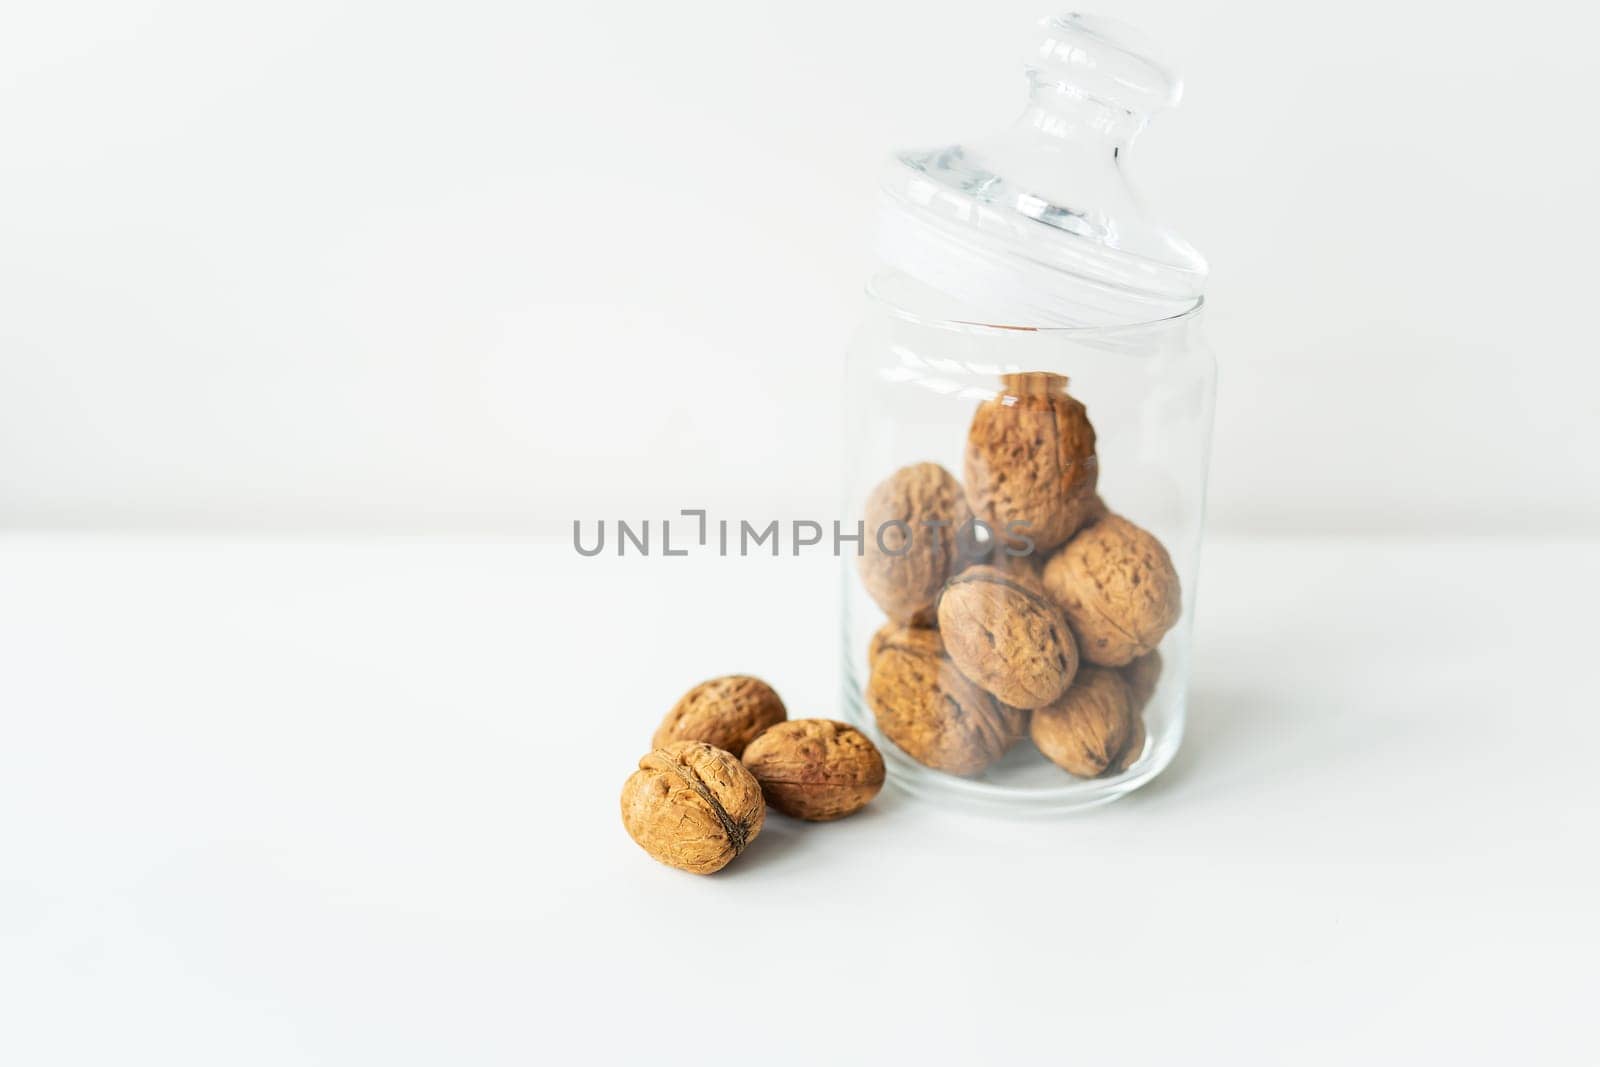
xmin=868 ymin=269 xmax=1203 ymax=342
xmin=1022 ymin=85 xmax=1148 ymax=146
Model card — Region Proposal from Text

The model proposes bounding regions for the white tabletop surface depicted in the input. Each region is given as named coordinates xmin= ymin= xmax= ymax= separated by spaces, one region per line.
xmin=2 ymin=534 xmax=1596 ymax=1065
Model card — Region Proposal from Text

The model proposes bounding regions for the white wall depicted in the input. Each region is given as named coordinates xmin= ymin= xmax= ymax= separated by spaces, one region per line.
xmin=2 ymin=0 xmax=1596 ymax=535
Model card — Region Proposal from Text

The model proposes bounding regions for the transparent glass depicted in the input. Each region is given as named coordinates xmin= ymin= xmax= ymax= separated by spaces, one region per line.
xmin=840 ymin=270 xmax=1215 ymax=814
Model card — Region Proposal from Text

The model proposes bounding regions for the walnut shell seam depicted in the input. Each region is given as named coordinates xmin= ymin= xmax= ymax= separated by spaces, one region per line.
xmin=648 ymin=748 xmax=753 ymax=855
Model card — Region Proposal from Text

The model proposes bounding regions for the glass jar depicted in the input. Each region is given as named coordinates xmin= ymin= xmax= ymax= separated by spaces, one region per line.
xmin=839 ymin=14 xmax=1217 ymax=814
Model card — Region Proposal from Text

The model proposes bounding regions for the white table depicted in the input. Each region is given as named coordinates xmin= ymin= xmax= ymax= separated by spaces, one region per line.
xmin=2 ymin=535 xmax=1595 ymax=1065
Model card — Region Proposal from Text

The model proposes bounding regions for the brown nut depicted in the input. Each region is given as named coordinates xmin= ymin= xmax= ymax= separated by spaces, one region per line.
xmin=866 ymin=626 xmax=1027 ymax=776
xmin=742 ymin=719 xmax=885 ymax=821
xmin=965 ymin=372 xmax=1099 ymax=554
xmin=868 ymin=620 xmax=893 ymax=661
xmin=620 ymin=741 xmax=765 ymax=875
xmin=1111 ymin=647 xmax=1157 ymax=774
xmin=1123 ymin=650 xmax=1163 ymax=711
xmin=858 ymin=463 xmax=974 ymax=624
xmin=1041 ymin=514 xmax=1182 ymax=667
xmin=1109 ymin=713 xmax=1147 ymax=775
xmin=936 ymin=564 xmax=1079 ymax=710
xmin=868 ymin=619 xmax=945 ymax=663
xmin=1029 ymin=667 xmax=1134 ymax=778
xmin=652 ymin=675 xmax=787 ymax=757
xmin=977 ymin=545 xmax=1045 ymax=587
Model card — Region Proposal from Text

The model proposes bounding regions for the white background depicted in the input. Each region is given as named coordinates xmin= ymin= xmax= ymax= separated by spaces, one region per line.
xmin=3 ymin=0 xmax=1598 ymax=536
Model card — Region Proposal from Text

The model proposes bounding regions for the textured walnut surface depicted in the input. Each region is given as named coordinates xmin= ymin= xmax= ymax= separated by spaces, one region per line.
xmin=964 ymin=372 xmax=1099 ymax=554
xmin=869 ymin=619 xmax=947 ymax=663
xmin=936 ymin=564 xmax=1078 ymax=710
xmin=652 ymin=675 xmax=787 ymax=757
xmin=620 ymin=741 xmax=765 ymax=875
xmin=1042 ymin=514 xmax=1182 ymax=667
xmin=866 ymin=625 xmax=1026 ymax=776
xmin=973 ymin=545 xmax=1045 ymax=588
xmin=1123 ymin=650 xmax=1163 ymax=711
xmin=858 ymin=463 xmax=973 ymax=623
xmin=742 ymin=719 xmax=885 ymax=821
xmin=1029 ymin=667 xmax=1135 ymax=778
xmin=1110 ymin=713 xmax=1146 ymax=774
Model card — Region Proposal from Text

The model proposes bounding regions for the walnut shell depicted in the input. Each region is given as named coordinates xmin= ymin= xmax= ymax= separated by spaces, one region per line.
xmin=742 ymin=719 xmax=885 ymax=821
xmin=1110 ymin=713 xmax=1146 ymax=774
xmin=868 ymin=621 xmax=892 ymax=662
xmin=1111 ymin=649 xmax=1157 ymax=774
xmin=964 ymin=372 xmax=1099 ymax=554
xmin=1029 ymin=667 xmax=1134 ymax=778
xmin=868 ymin=619 xmax=946 ymax=663
xmin=620 ymin=741 xmax=765 ymax=874
xmin=936 ymin=564 xmax=1078 ymax=709
xmin=652 ymin=675 xmax=787 ymax=757
xmin=858 ymin=463 xmax=974 ymax=623
xmin=866 ymin=626 xmax=1026 ymax=776
xmin=1123 ymin=650 xmax=1163 ymax=711
xmin=978 ymin=544 xmax=1045 ymax=587
xmin=1041 ymin=514 xmax=1182 ymax=667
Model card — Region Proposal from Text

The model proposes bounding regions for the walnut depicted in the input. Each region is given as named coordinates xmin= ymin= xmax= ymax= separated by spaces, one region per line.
xmin=620 ymin=741 xmax=765 ymax=874
xmin=964 ymin=372 xmax=1099 ymax=554
xmin=858 ymin=463 xmax=973 ymax=623
xmin=866 ymin=625 xmax=1027 ymax=776
xmin=1123 ymin=650 xmax=1163 ymax=711
xmin=1110 ymin=713 xmax=1146 ymax=774
xmin=977 ymin=544 xmax=1045 ymax=586
xmin=652 ymin=675 xmax=787 ymax=757
xmin=1042 ymin=514 xmax=1181 ymax=667
xmin=742 ymin=719 xmax=885 ymax=821
xmin=1028 ymin=667 xmax=1134 ymax=778
xmin=935 ymin=564 xmax=1078 ymax=709
xmin=869 ymin=619 xmax=945 ymax=662
xmin=1110 ymin=649 xmax=1159 ymax=774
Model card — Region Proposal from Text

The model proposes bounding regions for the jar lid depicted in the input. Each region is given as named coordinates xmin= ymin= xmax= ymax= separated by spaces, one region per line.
xmin=876 ymin=13 xmax=1207 ymax=328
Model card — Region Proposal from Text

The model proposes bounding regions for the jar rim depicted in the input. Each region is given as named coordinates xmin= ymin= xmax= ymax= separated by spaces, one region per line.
xmin=864 ymin=271 xmax=1204 ymax=336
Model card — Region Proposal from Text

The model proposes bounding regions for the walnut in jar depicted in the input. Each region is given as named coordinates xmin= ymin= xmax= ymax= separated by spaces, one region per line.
xmin=935 ymin=563 xmax=1078 ymax=710
xmin=964 ymin=372 xmax=1099 ymax=555
xmin=858 ymin=463 xmax=973 ymax=624
xmin=1123 ymin=650 xmax=1163 ymax=711
xmin=1029 ymin=667 xmax=1135 ymax=778
xmin=1042 ymin=514 xmax=1182 ymax=667
xmin=1109 ymin=713 xmax=1146 ymax=775
xmin=866 ymin=625 xmax=1026 ymax=776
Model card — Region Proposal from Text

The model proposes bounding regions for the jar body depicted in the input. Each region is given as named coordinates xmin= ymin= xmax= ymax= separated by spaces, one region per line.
xmin=841 ymin=271 xmax=1216 ymax=814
